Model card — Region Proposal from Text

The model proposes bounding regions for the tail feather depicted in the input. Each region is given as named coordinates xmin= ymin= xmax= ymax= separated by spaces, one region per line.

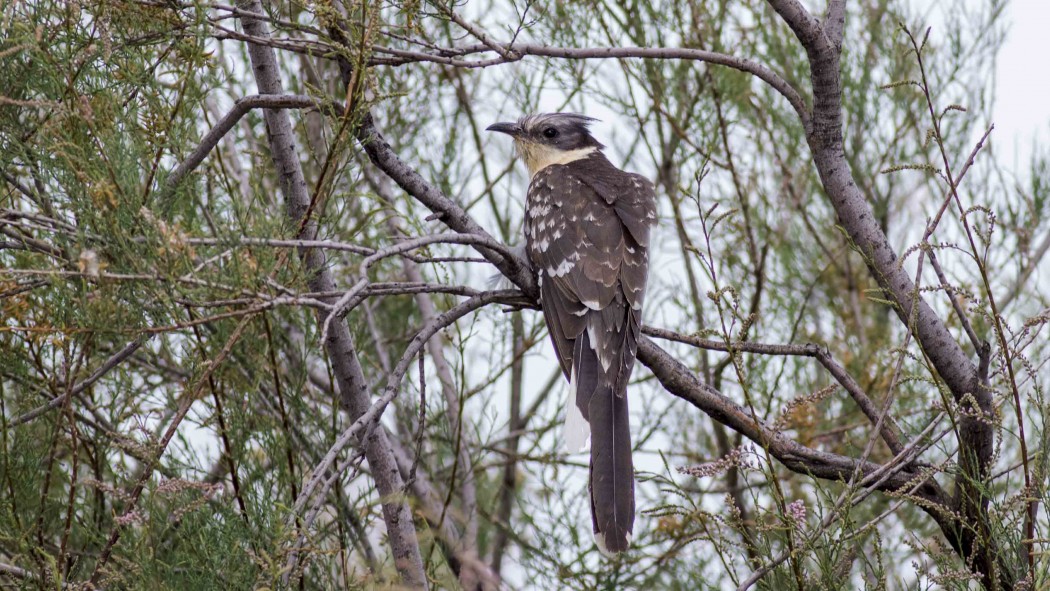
xmin=573 ymin=331 xmax=634 ymax=554
xmin=588 ymin=381 xmax=634 ymax=554
xmin=564 ymin=365 xmax=589 ymax=453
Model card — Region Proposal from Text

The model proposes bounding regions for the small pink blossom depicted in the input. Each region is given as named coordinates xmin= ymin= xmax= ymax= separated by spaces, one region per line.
xmin=786 ymin=500 xmax=807 ymax=527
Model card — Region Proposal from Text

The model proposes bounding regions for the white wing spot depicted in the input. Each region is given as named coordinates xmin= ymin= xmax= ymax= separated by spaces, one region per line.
xmin=581 ymin=298 xmax=601 ymax=310
xmin=587 ymin=323 xmax=614 ymax=372
xmin=547 ymin=259 xmax=575 ymax=277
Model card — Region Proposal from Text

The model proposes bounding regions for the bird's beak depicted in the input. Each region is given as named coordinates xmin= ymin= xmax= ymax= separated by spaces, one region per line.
xmin=486 ymin=122 xmax=522 ymax=136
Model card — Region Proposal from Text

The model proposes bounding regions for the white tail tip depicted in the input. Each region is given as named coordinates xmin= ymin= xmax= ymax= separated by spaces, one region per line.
xmin=594 ymin=530 xmax=632 ymax=557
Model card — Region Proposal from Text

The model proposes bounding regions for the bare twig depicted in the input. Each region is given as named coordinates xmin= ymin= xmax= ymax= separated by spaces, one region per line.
xmin=437 ymin=6 xmax=520 ymax=61
xmin=371 ymin=42 xmax=809 ymax=127
xmin=928 ymin=249 xmax=982 ymax=351
xmin=160 ymin=94 xmax=339 ymax=205
xmin=382 ymin=210 xmax=483 ymax=588
xmin=319 ymin=232 xmax=513 ymax=343
xmin=737 ymin=414 xmax=949 ymax=591
xmin=1001 ymin=224 xmax=1050 ymax=309
xmin=88 ymin=312 xmax=255 ymax=585
xmin=906 ymin=26 xmax=1030 ymax=580
xmin=11 ymin=337 xmax=150 ymax=427
xmin=293 ymin=290 xmax=521 ymax=517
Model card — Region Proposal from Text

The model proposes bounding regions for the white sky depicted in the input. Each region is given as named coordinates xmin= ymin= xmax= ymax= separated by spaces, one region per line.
xmin=986 ymin=0 xmax=1050 ymax=167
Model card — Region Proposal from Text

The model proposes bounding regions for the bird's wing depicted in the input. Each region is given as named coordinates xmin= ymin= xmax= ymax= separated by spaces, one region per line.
xmin=525 ymin=163 xmax=657 ymax=402
xmin=525 ymin=165 xmax=629 ymax=385
xmin=580 ymin=170 xmax=657 ymax=392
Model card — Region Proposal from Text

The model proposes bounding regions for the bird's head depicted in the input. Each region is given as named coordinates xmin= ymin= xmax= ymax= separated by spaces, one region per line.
xmin=487 ymin=113 xmax=604 ymax=176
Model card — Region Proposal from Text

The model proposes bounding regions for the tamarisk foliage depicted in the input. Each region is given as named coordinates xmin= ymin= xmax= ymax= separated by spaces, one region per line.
xmin=1 ymin=0 xmax=1046 ymax=589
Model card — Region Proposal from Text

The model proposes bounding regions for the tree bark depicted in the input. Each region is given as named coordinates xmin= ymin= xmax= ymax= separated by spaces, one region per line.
xmin=765 ymin=1 xmax=1007 ymax=587
xmin=236 ymin=3 xmax=427 ymax=587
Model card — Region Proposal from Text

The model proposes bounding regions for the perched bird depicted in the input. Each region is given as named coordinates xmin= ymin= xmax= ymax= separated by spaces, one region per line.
xmin=487 ymin=113 xmax=656 ymax=554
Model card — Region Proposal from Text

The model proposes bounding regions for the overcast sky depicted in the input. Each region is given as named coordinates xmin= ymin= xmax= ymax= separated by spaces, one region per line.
xmin=987 ymin=0 xmax=1050 ymax=168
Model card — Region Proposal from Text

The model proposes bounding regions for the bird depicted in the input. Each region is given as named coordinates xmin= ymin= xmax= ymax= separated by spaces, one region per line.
xmin=487 ymin=113 xmax=656 ymax=555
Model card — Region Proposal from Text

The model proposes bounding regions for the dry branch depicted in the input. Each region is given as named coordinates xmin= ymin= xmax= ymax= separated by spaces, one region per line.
xmin=235 ymin=1 xmax=427 ymax=586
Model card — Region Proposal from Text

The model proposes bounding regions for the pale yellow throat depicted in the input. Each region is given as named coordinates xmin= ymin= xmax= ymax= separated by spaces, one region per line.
xmin=515 ymin=142 xmax=597 ymax=177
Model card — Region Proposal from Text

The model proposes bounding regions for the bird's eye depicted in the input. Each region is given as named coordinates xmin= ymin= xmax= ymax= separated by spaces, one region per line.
xmin=543 ymin=127 xmax=559 ymax=139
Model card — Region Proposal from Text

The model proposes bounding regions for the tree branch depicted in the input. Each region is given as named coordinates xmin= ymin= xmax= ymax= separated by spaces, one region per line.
xmin=235 ymin=1 xmax=427 ymax=586
xmin=823 ymin=0 xmax=846 ymax=53
xmin=370 ymin=42 xmax=809 ymax=128
xmin=644 ymin=326 xmax=906 ymax=455
xmin=637 ymin=337 xmax=944 ymax=502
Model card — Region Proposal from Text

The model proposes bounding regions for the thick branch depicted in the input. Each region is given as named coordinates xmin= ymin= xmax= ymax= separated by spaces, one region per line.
xmin=823 ymin=0 xmax=846 ymax=53
xmin=769 ymin=4 xmax=1007 ymax=587
xmin=637 ymin=338 xmax=944 ymax=502
xmin=235 ymin=2 xmax=427 ymax=586
xmin=765 ymin=0 xmax=831 ymax=54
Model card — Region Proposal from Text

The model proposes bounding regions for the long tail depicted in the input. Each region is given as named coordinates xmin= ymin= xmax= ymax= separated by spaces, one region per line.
xmin=589 ymin=381 xmax=634 ymax=554
xmin=571 ymin=332 xmax=635 ymax=555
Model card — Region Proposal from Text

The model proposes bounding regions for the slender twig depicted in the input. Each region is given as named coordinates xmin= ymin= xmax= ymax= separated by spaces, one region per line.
xmin=11 ymin=337 xmax=149 ymax=427
xmin=906 ymin=26 xmax=1033 ymax=577
xmin=644 ymin=326 xmax=906 ymax=454
xmin=293 ymin=290 xmax=520 ymax=518
xmin=1001 ymin=224 xmax=1050 ymax=309
xmin=185 ymin=306 xmax=251 ymax=525
xmin=370 ymin=42 xmax=809 ymax=127
xmin=928 ymin=249 xmax=981 ymax=350
xmin=160 ymin=94 xmax=340 ymax=203
xmin=436 ymin=6 xmax=520 ymax=61
xmin=88 ymin=312 xmax=256 ymax=585
xmin=287 ymin=291 xmax=515 ymax=588
xmin=382 ymin=211 xmax=483 ymax=587
xmin=737 ymin=414 xmax=950 ymax=591
xmin=319 ymin=232 xmax=513 ymax=343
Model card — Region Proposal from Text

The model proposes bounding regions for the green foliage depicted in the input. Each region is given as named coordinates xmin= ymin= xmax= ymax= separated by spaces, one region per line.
xmin=1 ymin=0 xmax=1047 ymax=589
